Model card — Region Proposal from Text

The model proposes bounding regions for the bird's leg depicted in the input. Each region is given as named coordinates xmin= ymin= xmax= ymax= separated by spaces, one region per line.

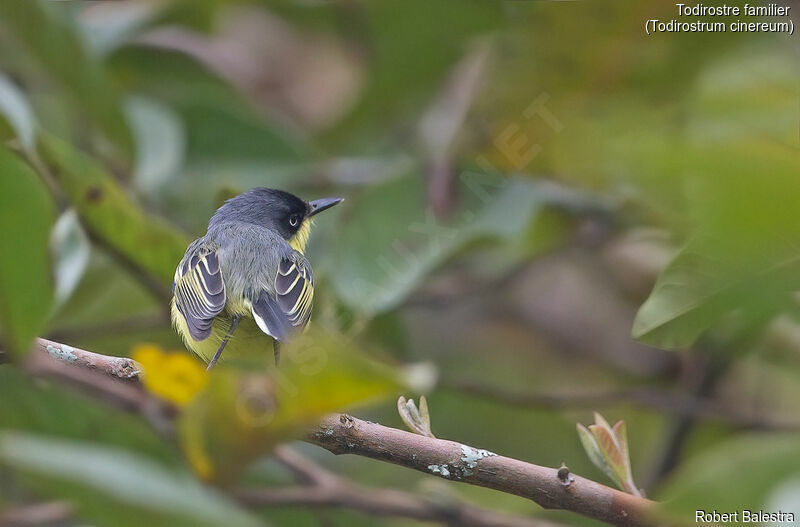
xmin=207 ymin=315 xmax=241 ymax=371
xmin=273 ymin=340 xmax=281 ymax=366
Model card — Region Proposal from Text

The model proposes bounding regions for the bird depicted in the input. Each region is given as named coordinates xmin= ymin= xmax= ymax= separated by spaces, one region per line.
xmin=170 ymin=188 xmax=343 ymax=370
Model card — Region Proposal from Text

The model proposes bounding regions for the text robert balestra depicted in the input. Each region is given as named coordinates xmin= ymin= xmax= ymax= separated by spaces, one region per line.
xmin=696 ymin=510 xmax=795 ymax=523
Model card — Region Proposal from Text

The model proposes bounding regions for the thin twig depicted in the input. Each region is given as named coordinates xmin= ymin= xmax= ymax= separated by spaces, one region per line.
xmin=641 ymin=353 xmax=729 ymax=491
xmin=241 ymin=445 xmax=565 ymax=527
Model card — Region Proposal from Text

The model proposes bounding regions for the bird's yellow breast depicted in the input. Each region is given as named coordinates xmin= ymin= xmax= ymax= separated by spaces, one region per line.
xmin=288 ymin=217 xmax=313 ymax=254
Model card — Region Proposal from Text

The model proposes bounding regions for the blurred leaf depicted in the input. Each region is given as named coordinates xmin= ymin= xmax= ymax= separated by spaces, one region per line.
xmin=632 ymin=245 xmax=736 ymax=350
xmin=110 ymin=47 xmax=304 ymax=163
xmin=0 ymin=72 xmax=35 ymax=150
xmin=475 ymin=1 xmax=768 ymax=224
xmin=110 ymin=46 xmax=307 ymax=224
xmin=320 ymin=0 xmax=504 ymax=148
xmin=0 ymin=0 xmax=133 ymax=162
xmin=50 ymin=209 xmax=90 ymax=307
xmin=153 ymin=0 xmax=229 ymax=33
xmin=765 ymin=477 xmax=800 ymax=524
xmin=125 ymin=95 xmax=186 ymax=194
xmin=0 ymin=432 xmax=262 ymax=527
xmin=180 ymin=102 xmax=303 ymax=162
xmin=689 ymin=45 xmax=798 ymax=147
xmin=179 ymin=327 xmax=403 ymax=484
xmin=658 ymin=434 xmax=800 ymax=524
xmin=325 ymin=172 xmax=583 ymax=315
xmin=633 ymin=143 xmax=800 ymax=349
xmin=133 ymin=343 xmax=208 ymax=408
xmin=38 ymin=133 xmax=188 ymax=290
xmin=76 ymin=1 xmax=161 ymax=57
xmin=0 ymin=147 xmax=54 ymax=357
xmin=0 ymin=367 xmax=175 ymax=464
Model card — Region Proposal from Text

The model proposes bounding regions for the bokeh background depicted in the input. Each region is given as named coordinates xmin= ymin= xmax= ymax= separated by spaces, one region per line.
xmin=1 ymin=0 xmax=800 ymax=525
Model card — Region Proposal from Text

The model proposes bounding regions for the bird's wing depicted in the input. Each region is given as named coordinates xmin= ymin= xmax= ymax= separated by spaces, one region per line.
xmin=251 ymin=253 xmax=314 ymax=342
xmin=173 ymin=246 xmax=226 ymax=341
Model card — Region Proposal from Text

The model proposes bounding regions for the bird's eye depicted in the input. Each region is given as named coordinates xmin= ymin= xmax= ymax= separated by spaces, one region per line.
xmin=289 ymin=215 xmax=300 ymax=227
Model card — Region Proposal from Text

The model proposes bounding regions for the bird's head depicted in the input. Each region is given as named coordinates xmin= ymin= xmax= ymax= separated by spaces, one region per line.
xmin=210 ymin=188 xmax=343 ymax=253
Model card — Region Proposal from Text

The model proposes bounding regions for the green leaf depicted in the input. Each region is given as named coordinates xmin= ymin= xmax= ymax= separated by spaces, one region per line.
xmin=38 ymin=133 xmax=189 ymax=292
xmin=323 ymin=172 xmax=576 ymax=315
xmin=179 ymin=327 xmax=403 ymax=484
xmin=633 ymin=143 xmax=800 ymax=349
xmin=0 ymin=367 xmax=175 ymax=464
xmin=632 ymin=245 xmax=735 ymax=349
xmin=110 ymin=47 xmax=304 ymax=163
xmin=0 ymin=0 xmax=133 ymax=162
xmin=635 ymin=47 xmax=800 ymax=349
xmin=0 ymin=147 xmax=54 ymax=357
xmin=658 ymin=434 xmax=800 ymax=524
xmin=0 ymin=431 xmax=262 ymax=527
xmin=577 ymin=424 xmax=611 ymax=482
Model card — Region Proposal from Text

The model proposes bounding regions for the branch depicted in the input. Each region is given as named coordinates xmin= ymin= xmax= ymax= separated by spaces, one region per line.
xmin=22 ymin=339 xmax=176 ymax=437
xmin=32 ymin=338 xmax=141 ymax=379
xmin=641 ymin=352 xmax=730 ymax=491
xmin=20 ymin=146 xmax=174 ymax=305
xmin=14 ymin=337 xmax=660 ymax=527
xmin=238 ymin=446 xmax=564 ymax=527
xmin=308 ymin=414 xmax=656 ymax=527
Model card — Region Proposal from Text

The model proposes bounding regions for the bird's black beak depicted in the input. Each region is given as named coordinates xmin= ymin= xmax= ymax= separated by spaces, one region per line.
xmin=307 ymin=197 xmax=344 ymax=217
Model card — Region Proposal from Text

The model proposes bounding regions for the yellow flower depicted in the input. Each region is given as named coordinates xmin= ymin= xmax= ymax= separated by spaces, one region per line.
xmin=131 ymin=344 xmax=208 ymax=407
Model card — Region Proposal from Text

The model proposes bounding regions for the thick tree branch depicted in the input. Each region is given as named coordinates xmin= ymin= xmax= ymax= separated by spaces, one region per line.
xmin=11 ymin=337 xmax=660 ymax=527
xmin=308 ymin=414 xmax=655 ymax=527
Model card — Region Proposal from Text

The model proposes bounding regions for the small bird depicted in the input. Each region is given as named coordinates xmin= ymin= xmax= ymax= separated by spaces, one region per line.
xmin=171 ymin=188 xmax=343 ymax=370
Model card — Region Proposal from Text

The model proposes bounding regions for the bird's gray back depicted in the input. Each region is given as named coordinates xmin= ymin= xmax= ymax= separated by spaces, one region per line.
xmin=197 ymin=221 xmax=297 ymax=303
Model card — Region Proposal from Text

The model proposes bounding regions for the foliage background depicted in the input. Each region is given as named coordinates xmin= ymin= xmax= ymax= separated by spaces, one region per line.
xmin=1 ymin=0 xmax=799 ymax=525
